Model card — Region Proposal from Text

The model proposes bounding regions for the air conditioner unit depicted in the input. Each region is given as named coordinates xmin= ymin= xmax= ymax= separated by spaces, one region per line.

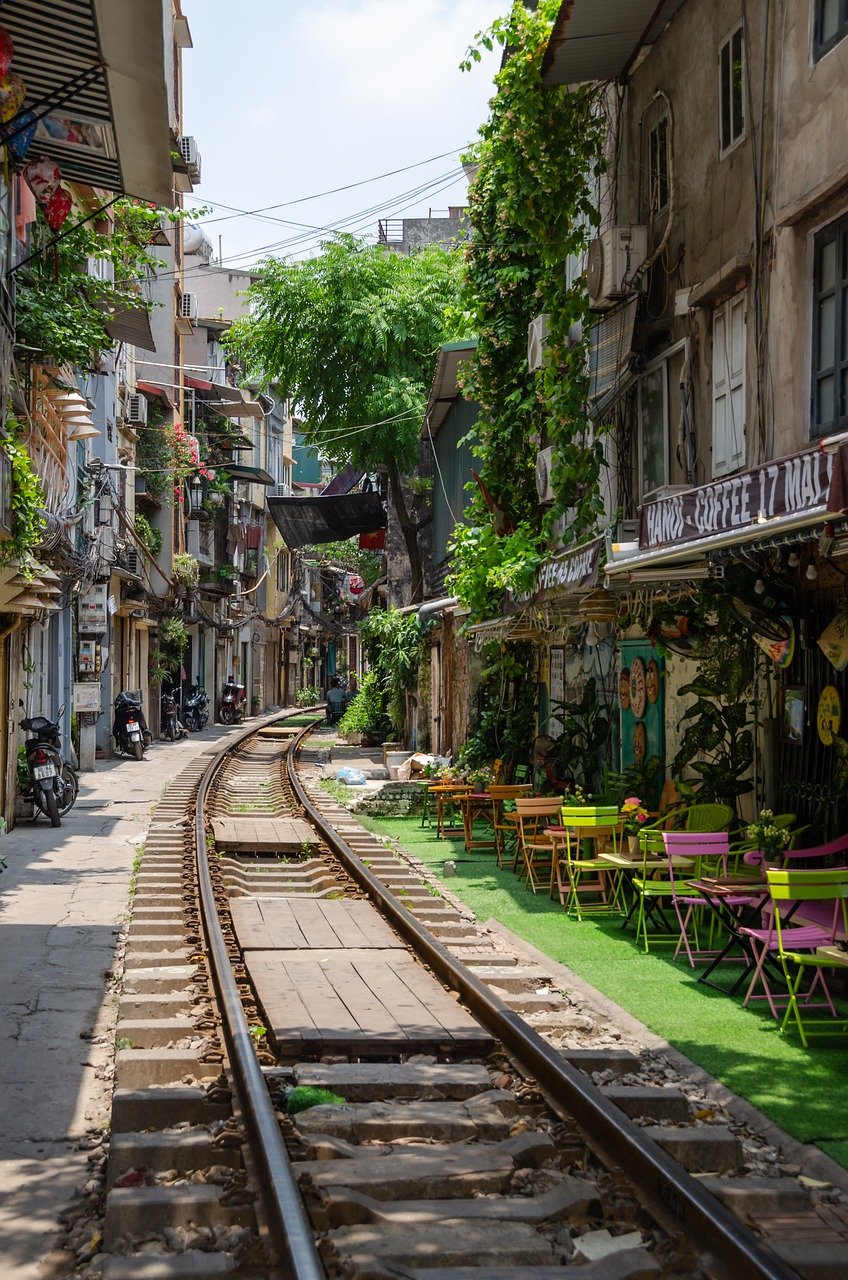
xmin=535 ymin=446 xmax=555 ymax=503
xmin=179 ymin=292 xmax=198 ymax=322
xmin=586 ymin=226 xmax=648 ymax=308
xmin=642 ymin=483 xmax=690 ymax=503
xmin=178 ymin=135 xmax=202 ymax=183
xmin=527 ymin=313 xmax=550 ymax=372
xmin=125 ymin=393 xmax=147 ymax=425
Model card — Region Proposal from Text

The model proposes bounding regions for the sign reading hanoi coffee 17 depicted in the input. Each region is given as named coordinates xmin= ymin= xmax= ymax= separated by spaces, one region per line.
xmin=639 ymin=446 xmax=848 ymax=551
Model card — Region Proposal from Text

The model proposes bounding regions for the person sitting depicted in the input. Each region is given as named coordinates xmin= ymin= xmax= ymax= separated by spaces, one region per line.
xmin=326 ymin=678 xmax=345 ymax=724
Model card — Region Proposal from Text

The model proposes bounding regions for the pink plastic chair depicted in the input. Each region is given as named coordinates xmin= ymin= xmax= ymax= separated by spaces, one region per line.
xmin=663 ymin=831 xmax=731 ymax=967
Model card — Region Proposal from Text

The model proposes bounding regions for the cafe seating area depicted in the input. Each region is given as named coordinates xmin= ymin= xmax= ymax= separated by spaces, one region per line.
xmin=424 ymin=769 xmax=848 ymax=1047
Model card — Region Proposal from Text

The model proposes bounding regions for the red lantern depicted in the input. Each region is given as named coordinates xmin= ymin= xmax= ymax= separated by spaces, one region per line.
xmin=44 ymin=186 xmax=72 ymax=231
xmin=0 ymin=27 xmax=15 ymax=80
xmin=22 ymin=158 xmax=60 ymax=202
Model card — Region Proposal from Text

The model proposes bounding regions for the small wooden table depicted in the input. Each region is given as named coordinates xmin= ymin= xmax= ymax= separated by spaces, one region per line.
xmin=428 ymin=783 xmax=472 ymax=839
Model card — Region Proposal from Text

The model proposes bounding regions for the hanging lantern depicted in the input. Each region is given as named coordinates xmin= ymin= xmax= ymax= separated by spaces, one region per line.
xmin=22 ymin=158 xmax=60 ymax=202
xmin=0 ymin=26 xmax=14 ymax=79
xmin=0 ymin=71 xmax=25 ymax=123
xmin=4 ymin=108 xmax=36 ymax=160
xmin=43 ymin=185 xmax=72 ymax=231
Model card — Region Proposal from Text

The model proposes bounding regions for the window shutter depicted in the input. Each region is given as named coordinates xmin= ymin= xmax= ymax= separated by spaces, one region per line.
xmin=712 ymin=296 xmax=746 ymax=476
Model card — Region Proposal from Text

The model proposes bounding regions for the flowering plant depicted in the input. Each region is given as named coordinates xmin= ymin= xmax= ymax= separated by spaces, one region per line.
xmin=745 ymin=809 xmax=789 ymax=858
xmin=620 ymin=796 xmax=649 ymax=836
xmin=564 ymin=783 xmax=589 ymax=806
xmin=468 ymin=766 xmax=494 ymax=793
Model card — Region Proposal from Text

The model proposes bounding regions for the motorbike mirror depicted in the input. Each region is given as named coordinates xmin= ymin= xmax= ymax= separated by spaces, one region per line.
xmin=58 ymin=703 xmax=65 ymax=719
xmin=18 ymin=698 xmax=23 ymax=708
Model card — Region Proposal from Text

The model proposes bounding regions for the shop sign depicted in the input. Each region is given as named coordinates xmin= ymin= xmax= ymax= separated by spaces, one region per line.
xmin=639 ymin=446 xmax=848 ymax=551
xmin=533 ymin=535 xmax=603 ymax=600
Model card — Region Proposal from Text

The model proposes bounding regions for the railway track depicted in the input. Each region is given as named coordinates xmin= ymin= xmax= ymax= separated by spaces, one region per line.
xmin=66 ymin=716 xmax=848 ymax=1280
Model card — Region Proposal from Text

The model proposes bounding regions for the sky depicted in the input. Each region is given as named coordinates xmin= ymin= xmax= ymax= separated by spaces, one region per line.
xmin=181 ymin=0 xmax=505 ymax=270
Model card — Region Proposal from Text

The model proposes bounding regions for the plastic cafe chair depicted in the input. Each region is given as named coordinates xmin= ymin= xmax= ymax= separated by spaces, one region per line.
xmin=765 ymin=866 xmax=848 ymax=1047
xmin=554 ymin=804 xmax=621 ymax=918
xmin=662 ymin=831 xmax=732 ymax=967
xmin=514 ymin=796 xmax=562 ymax=893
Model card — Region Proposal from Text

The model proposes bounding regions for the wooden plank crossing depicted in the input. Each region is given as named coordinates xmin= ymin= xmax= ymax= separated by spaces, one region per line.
xmin=231 ymin=896 xmax=399 ymax=951
xmin=247 ymin=948 xmax=492 ymax=1057
xmin=211 ymin=816 xmax=315 ymax=852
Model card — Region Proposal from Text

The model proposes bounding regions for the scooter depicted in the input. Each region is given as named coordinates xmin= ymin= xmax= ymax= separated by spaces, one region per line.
xmin=183 ymin=683 xmax=209 ymax=733
xmin=20 ymin=703 xmax=78 ymax=827
xmin=219 ymin=679 xmax=246 ymax=725
xmin=113 ymin=690 xmax=149 ymax=760
xmin=160 ymin=689 xmax=181 ymax=741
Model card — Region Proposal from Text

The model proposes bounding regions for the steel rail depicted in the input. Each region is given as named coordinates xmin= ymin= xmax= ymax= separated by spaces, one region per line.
xmin=194 ymin=715 xmax=325 ymax=1280
xmin=289 ymin=740 xmax=801 ymax=1280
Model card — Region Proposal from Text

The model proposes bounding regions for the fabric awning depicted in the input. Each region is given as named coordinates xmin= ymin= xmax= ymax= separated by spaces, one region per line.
xmin=136 ymin=380 xmax=174 ymax=407
xmin=542 ymin=0 xmax=686 ymax=86
xmin=267 ymin=491 xmax=387 ymax=550
xmin=226 ymin=464 xmax=275 ymax=485
xmin=2 ymin=0 xmax=173 ymax=205
xmin=606 ymin=443 xmax=848 ymax=577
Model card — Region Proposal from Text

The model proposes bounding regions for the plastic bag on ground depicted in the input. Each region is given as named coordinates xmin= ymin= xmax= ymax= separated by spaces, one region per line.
xmin=336 ymin=766 xmax=367 ymax=786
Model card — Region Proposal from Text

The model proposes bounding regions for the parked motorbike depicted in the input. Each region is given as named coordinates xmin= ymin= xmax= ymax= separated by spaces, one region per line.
xmin=113 ymin=690 xmax=149 ymax=761
xmin=183 ymin=683 xmax=209 ymax=733
xmin=160 ymin=689 xmax=180 ymax=742
xmin=219 ymin=679 xmax=246 ymax=725
xmin=20 ymin=703 xmax=78 ymax=828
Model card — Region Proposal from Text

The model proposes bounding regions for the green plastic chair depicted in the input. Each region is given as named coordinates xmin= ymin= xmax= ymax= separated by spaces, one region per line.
xmin=766 ymin=867 xmax=848 ymax=1047
xmin=669 ymin=803 xmax=734 ymax=833
xmin=554 ymin=805 xmax=621 ymax=918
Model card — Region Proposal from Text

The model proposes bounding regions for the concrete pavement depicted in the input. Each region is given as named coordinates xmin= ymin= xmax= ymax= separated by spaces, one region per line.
xmin=0 ymin=723 xmax=250 ymax=1279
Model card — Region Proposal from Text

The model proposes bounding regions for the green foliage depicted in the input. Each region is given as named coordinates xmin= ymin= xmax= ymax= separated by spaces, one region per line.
xmin=136 ymin=412 xmax=172 ymax=501
xmin=461 ymin=641 xmax=537 ymax=773
xmin=150 ymin=614 xmax=189 ymax=684
xmin=159 ymin=615 xmax=189 ymax=653
xmin=548 ymin=677 xmax=611 ymax=794
xmin=295 ymin=685 xmax=321 ymax=707
xmin=672 ymin=635 xmax=755 ymax=813
xmin=285 ymin=1085 xmax=346 ymax=1114
xmin=357 ymin=607 xmax=421 ymax=737
xmin=448 ymin=1 xmax=606 ymax=619
xmin=303 ymin=539 xmax=382 ymax=586
xmin=338 ymin=670 xmax=393 ymax=740
xmin=133 ymin=513 xmax=162 ymax=557
xmin=0 ymin=424 xmax=46 ymax=567
xmin=172 ymin=552 xmax=199 ymax=586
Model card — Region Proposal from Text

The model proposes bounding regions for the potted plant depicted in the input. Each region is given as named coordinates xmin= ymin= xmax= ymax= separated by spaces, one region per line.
xmin=620 ymin=796 xmax=649 ymax=856
xmin=172 ymin=552 xmax=199 ymax=587
xmin=250 ymin=694 xmax=261 ymax=716
xmin=745 ymin=809 xmax=790 ymax=866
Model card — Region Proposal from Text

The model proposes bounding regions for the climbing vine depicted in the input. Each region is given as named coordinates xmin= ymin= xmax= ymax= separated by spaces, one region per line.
xmin=448 ymin=0 xmax=606 ymax=619
xmin=0 ymin=423 xmax=46 ymax=568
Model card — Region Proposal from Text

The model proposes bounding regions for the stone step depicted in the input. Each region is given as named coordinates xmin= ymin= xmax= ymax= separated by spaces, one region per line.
xmin=641 ymin=1125 xmax=743 ymax=1173
xmin=560 ymin=1049 xmax=641 ymax=1076
xmin=102 ymin=1251 xmax=236 ymax=1279
xmin=107 ymin=1128 xmax=241 ymax=1186
xmin=112 ymin=1087 xmax=230 ymax=1132
xmin=123 ymin=949 xmax=193 ymax=968
xmin=321 ymin=1219 xmax=557 ymax=1275
xmin=470 ymin=966 xmax=554 ymax=992
xmin=293 ymin=1061 xmax=493 ymax=1102
xmin=119 ymin=992 xmax=195 ymax=1020
xmin=294 ymin=1097 xmax=511 ymax=1143
xmin=104 ymin=1185 xmax=251 ymax=1249
xmin=115 ymin=1048 xmax=217 ymax=1088
xmin=702 ymin=1176 xmax=811 ymax=1216
xmin=116 ymin=1018 xmax=199 ymax=1049
xmin=601 ymin=1085 xmax=691 ymax=1123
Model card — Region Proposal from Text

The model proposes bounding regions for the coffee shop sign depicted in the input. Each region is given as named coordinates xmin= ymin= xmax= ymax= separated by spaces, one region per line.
xmin=641 ymin=448 xmax=838 ymax=550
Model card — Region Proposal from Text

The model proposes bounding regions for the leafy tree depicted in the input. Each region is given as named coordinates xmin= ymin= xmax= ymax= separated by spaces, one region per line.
xmin=225 ymin=234 xmax=464 ymax=601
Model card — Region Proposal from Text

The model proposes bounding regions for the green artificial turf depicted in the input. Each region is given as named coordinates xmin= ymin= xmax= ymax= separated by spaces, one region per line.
xmin=360 ymin=813 xmax=848 ymax=1170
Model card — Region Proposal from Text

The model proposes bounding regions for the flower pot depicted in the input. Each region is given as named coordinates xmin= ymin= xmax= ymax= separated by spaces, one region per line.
xmin=626 ymin=835 xmax=640 ymax=858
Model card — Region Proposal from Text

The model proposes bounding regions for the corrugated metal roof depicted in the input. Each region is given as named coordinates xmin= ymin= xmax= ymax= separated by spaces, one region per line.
xmin=542 ymin=0 xmax=686 ymax=86
xmin=267 ymin=491 xmax=386 ymax=550
xmin=2 ymin=0 xmax=172 ymax=204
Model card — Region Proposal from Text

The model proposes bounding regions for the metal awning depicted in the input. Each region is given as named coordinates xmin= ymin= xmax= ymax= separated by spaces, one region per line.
xmin=184 ymin=376 xmax=264 ymax=420
xmin=102 ymin=304 xmax=155 ymax=352
xmin=136 ymin=380 xmax=174 ymax=407
xmin=267 ymin=491 xmax=387 ymax=550
xmin=542 ymin=0 xmax=686 ymax=86
xmin=2 ymin=0 xmax=173 ymax=206
xmin=226 ymin=464 xmax=275 ymax=485
xmin=423 ymin=340 xmax=478 ymax=437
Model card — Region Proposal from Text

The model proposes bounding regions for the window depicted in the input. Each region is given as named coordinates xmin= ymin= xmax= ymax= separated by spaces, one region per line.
xmin=718 ymin=23 xmax=745 ymax=155
xmin=647 ymin=116 xmax=669 ymax=215
xmin=637 ymin=343 xmax=685 ymax=499
xmin=812 ymin=214 xmax=848 ymax=435
xmin=712 ymin=294 xmax=746 ymax=475
xmin=815 ymin=0 xmax=848 ymax=60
